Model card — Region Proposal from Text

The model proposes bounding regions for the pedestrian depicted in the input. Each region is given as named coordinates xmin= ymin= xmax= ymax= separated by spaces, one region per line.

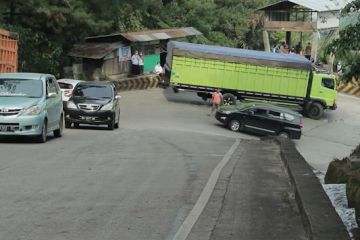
xmin=131 ymin=50 xmax=140 ymax=75
xmin=305 ymin=42 xmax=312 ymax=60
xmin=295 ymin=42 xmax=302 ymax=54
xmin=208 ymin=89 xmax=223 ymax=116
xmin=139 ymin=52 xmax=144 ymax=74
xmin=153 ymin=61 xmax=164 ymax=75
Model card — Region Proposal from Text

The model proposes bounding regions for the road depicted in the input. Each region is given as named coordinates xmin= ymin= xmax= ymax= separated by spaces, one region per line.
xmin=0 ymin=88 xmax=358 ymax=239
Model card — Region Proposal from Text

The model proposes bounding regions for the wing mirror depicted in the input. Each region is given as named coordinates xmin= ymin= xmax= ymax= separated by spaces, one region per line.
xmin=115 ymin=95 xmax=121 ymax=100
xmin=47 ymin=92 xmax=57 ymax=98
xmin=248 ymin=110 xmax=254 ymax=115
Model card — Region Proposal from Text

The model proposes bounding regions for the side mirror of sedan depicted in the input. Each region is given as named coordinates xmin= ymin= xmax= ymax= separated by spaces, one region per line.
xmin=115 ymin=95 xmax=121 ymax=100
xmin=248 ymin=110 xmax=254 ymax=115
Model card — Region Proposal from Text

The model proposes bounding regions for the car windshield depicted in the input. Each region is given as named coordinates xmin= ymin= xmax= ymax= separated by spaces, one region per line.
xmin=0 ymin=79 xmax=43 ymax=98
xmin=73 ymin=85 xmax=113 ymax=99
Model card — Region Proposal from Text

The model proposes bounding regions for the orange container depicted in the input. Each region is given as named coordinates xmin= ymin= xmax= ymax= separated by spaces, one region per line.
xmin=0 ymin=28 xmax=18 ymax=73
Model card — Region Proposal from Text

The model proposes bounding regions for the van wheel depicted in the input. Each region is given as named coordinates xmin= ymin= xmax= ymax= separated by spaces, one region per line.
xmin=223 ymin=93 xmax=236 ymax=106
xmin=307 ymin=102 xmax=323 ymax=120
xmin=114 ymin=113 xmax=120 ymax=129
xmin=108 ymin=118 xmax=115 ymax=130
xmin=278 ymin=131 xmax=289 ymax=139
xmin=35 ymin=121 xmax=47 ymax=143
xmin=228 ymin=119 xmax=241 ymax=132
xmin=54 ymin=115 xmax=63 ymax=137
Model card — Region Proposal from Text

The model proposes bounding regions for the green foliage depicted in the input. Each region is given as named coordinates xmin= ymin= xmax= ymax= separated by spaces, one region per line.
xmin=0 ymin=0 xmax=273 ymax=75
xmin=328 ymin=0 xmax=360 ymax=82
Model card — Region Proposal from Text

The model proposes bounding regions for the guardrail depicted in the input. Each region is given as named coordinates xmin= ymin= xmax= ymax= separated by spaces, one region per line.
xmin=112 ymin=74 xmax=161 ymax=91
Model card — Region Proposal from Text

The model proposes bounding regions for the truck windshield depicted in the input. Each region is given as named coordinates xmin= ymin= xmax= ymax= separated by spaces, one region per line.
xmin=73 ymin=85 xmax=113 ymax=99
xmin=0 ymin=79 xmax=43 ymax=98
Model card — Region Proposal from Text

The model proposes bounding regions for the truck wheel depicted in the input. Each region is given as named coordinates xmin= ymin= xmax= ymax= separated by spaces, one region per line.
xmin=228 ymin=119 xmax=241 ymax=132
xmin=223 ymin=93 xmax=236 ymax=105
xmin=307 ymin=102 xmax=324 ymax=120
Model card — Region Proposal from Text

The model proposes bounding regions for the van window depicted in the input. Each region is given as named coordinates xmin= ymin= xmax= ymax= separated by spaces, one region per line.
xmin=321 ymin=78 xmax=335 ymax=90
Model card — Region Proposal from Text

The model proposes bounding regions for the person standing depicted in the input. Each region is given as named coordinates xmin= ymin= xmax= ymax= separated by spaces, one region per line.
xmin=139 ymin=52 xmax=144 ymax=74
xmin=131 ymin=51 xmax=140 ymax=75
xmin=153 ymin=61 xmax=164 ymax=75
xmin=305 ymin=42 xmax=312 ymax=60
xmin=208 ymin=89 xmax=223 ymax=116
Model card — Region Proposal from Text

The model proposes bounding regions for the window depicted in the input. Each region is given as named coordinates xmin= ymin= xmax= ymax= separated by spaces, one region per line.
xmin=268 ymin=110 xmax=281 ymax=119
xmin=47 ymin=78 xmax=58 ymax=94
xmin=321 ymin=78 xmax=335 ymax=90
xmin=253 ymin=108 xmax=267 ymax=115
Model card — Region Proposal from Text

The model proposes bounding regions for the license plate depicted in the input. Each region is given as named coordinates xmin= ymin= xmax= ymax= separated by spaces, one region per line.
xmin=0 ymin=125 xmax=14 ymax=132
xmin=81 ymin=116 xmax=94 ymax=121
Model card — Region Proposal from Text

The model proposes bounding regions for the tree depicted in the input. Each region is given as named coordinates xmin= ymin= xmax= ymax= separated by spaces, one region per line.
xmin=329 ymin=0 xmax=360 ymax=82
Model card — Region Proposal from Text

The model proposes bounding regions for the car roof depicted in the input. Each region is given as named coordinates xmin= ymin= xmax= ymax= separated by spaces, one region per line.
xmin=0 ymin=72 xmax=54 ymax=81
xmin=57 ymin=79 xmax=83 ymax=84
xmin=240 ymin=102 xmax=301 ymax=116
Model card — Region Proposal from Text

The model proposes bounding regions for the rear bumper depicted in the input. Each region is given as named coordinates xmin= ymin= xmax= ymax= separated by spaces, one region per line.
xmin=65 ymin=109 xmax=115 ymax=125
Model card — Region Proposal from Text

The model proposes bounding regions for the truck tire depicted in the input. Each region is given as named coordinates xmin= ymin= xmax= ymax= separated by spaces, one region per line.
xmin=307 ymin=102 xmax=324 ymax=120
xmin=223 ymin=93 xmax=236 ymax=105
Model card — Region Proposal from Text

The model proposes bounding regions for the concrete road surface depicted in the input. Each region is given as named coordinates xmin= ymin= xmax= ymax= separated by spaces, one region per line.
xmin=0 ymin=88 xmax=358 ymax=239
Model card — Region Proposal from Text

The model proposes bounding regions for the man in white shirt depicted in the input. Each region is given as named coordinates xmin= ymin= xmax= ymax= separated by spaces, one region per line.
xmin=131 ymin=51 xmax=140 ymax=75
xmin=153 ymin=62 xmax=164 ymax=75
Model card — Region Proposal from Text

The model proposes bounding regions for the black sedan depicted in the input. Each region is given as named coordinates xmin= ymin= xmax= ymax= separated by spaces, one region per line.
xmin=215 ymin=102 xmax=303 ymax=139
xmin=64 ymin=82 xmax=120 ymax=130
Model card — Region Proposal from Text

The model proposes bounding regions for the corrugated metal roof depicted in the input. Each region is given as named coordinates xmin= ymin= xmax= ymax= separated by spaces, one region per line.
xmin=259 ymin=0 xmax=351 ymax=12
xmin=68 ymin=42 xmax=123 ymax=59
xmin=120 ymin=27 xmax=202 ymax=42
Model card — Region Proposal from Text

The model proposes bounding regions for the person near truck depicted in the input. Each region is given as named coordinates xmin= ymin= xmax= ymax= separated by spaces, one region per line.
xmin=208 ymin=89 xmax=223 ymax=116
xmin=305 ymin=42 xmax=312 ymax=60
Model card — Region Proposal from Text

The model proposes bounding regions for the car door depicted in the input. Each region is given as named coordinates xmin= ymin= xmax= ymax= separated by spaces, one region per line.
xmin=266 ymin=110 xmax=284 ymax=135
xmin=45 ymin=78 xmax=60 ymax=130
xmin=242 ymin=108 xmax=273 ymax=135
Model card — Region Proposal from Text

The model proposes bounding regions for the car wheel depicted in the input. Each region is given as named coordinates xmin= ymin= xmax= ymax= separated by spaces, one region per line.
xmin=65 ymin=120 xmax=72 ymax=128
xmin=278 ymin=131 xmax=289 ymax=139
xmin=73 ymin=123 xmax=79 ymax=128
xmin=35 ymin=121 xmax=47 ymax=143
xmin=228 ymin=119 xmax=241 ymax=132
xmin=114 ymin=113 xmax=120 ymax=129
xmin=108 ymin=117 xmax=115 ymax=130
xmin=54 ymin=115 xmax=63 ymax=137
xmin=222 ymin=93 xmax=236 ymax=106
xmin=307 ymin=102 xmax=323 ymax=120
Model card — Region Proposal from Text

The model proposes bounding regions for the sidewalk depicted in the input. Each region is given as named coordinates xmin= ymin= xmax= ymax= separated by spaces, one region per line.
xmin=188 ymin=139 xmax=307 ymax=240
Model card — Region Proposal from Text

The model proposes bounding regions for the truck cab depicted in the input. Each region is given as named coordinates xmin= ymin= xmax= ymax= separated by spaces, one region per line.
xmin=307 ymin=73 xmax=337 ymax=119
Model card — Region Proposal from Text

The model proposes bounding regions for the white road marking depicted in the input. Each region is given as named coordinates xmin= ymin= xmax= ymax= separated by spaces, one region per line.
xmin=172 ymin=138 xmax=241 ymax=240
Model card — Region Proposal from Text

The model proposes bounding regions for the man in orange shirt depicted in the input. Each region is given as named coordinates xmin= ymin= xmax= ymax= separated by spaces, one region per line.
xmin=208 ymin=89 xmax=223 ymax=116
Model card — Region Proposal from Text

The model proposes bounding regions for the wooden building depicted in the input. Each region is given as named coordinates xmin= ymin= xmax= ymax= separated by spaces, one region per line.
xmin=259 ymin=0 xmax=351 ymax=60
xmin=68 ymin=27 xmax=201 ymax=80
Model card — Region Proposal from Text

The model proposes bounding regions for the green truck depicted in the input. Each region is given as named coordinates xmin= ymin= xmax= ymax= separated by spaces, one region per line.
xmin=163 ymin=41 xmax=337 ymax=119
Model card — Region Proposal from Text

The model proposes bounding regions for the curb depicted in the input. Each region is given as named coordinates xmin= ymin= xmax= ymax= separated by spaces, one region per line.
xmin=274 ymin=138 xmax=351 ymax=240
xmin=111 ymin=74 xmax=160 ymax=92
xmin=337 ymin=80 xmax=360 ymax=97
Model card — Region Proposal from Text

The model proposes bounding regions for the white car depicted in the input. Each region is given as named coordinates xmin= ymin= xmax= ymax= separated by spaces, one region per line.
xmin=57 ymin=79 xmax=83 ymax=102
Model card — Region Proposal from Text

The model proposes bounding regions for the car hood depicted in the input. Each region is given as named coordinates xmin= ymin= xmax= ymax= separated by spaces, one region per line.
xmin=0 ymin=97 xmax=42 ymax=109
xmin=72 ymin=97 xmax=111 ymax=105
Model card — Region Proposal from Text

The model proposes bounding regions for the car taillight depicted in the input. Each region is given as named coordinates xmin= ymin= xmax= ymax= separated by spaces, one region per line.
xmin=64 ymin=89 xmax=73 ymax=96
xmin=300 ymin=123 xmax=304 ymax=129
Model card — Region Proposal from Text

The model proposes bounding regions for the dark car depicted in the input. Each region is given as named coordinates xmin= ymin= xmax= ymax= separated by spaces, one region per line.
xmin=64 ymin=82 xmax=120 ymax=130
xmin=215 ymin=102 xmax=303 ymax=139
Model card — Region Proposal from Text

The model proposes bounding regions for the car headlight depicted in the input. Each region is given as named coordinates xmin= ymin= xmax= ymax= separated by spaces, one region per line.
xmin=221 ymin=110 xmax=232 ymax=115
xmin=101 ymin=102 xmax=113 ymax=111
xmin=67 ymin=101 xmax=77 ymax=109
xmin=22 ymin=104 xmax=44 ymax=116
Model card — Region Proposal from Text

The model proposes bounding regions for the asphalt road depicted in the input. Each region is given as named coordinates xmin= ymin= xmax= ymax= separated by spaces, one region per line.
xmin=0 ymin=88 xmax=358 ymax=239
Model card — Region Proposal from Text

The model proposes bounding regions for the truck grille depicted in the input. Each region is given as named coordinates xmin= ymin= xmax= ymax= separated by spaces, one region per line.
xmin=77 ymin=104 xmax=100 ymax=112
xmin=0 ymin=107 xmax=22 ymax=116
